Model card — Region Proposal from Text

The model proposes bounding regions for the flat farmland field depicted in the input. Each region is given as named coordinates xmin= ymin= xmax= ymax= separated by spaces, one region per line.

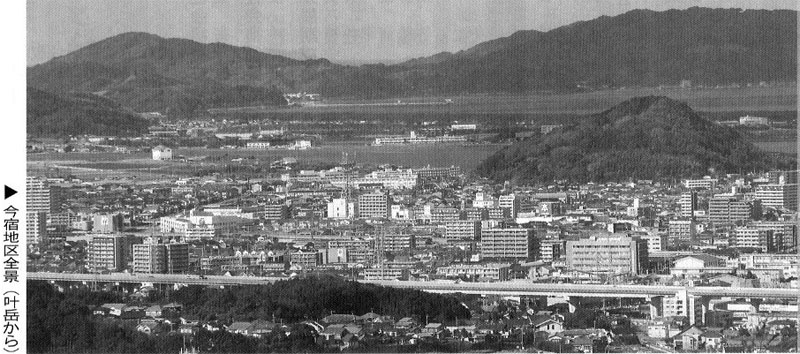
xmin=28 ymin=137 xmax=794 ymax=181
xmin=27 ymin=144 xmax=506 ymax=179
xmin=179 ymin=144 xmax=505 ymax=169
xmin=27 ymin=155 xmax=191 ymax=182
xmin=215 ymin=86 xmax=797 ymax=115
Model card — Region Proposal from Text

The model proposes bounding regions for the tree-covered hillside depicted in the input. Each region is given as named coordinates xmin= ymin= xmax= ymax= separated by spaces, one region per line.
xmin=171 ymin=276 xmax=470 ymax=323
xmin=28 ymin=7 xmax=797 ymax=114
xmin=477 ymin=96 xmax=792 ymax=183
xmin=27 ymin=87 xmax=151 ymax=137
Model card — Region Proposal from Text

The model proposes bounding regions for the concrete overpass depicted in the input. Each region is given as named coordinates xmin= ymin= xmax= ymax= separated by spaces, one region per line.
xmin=362 ymin=280 xmax=799 ymax=300
xmin=363 ymin=280 xmax=678 ymax=298
xmin=28 ymin=272 xmax=799 ymax=300
xmin=28 ymin=272 xmax=285 ymax=286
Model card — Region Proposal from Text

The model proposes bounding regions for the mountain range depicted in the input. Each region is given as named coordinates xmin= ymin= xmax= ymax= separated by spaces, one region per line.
xmin=27 ymin=7 xmax=797 ymax=117
xmin=476 ymin=96 xmax=785 ymax=183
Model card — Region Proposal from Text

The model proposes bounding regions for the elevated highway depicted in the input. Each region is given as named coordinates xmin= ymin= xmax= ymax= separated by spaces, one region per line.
xmin=362 ymin=280 xmax=677 ymax=298
xmin=28 ymin=272 xmax=799 ymax=300
xmin=28 ymin=272 xmax=285 ymax=286
xmin=362 ymin=280 xmax=798 ymax=300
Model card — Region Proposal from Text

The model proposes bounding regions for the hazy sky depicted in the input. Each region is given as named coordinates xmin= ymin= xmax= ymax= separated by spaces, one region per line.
xmin=28 ymin=0 xmax=797 ymax=66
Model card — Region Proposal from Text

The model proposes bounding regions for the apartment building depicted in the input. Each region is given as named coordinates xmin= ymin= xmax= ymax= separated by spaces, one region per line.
xmin=445 ymin=221 xmax=481 ymax=241
xmin=358 ymin=192 xmax=390 ymax=218
xmin=90 ymin=234 xmax=126 ymax=272
xmin=565 ymin=235 xmax=649 ymax=275
xmin=480 ymin=227 xmax=538 ymax=261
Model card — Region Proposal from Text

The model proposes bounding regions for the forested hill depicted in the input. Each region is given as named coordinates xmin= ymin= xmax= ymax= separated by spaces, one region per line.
xmin=27 ymin=7 xmax=796 ymax=115
xmin=27 ymin=32 xmax=295 ymax=115
xmin=476 ymin=96 xmax=787 ymax=183
xmin=27 ymin=278 xmax=471 ymax=353
xmin=27 ymin=87 xmax=150 ymax=137
xmin=395 ymin=7 xmax=796 ymax=93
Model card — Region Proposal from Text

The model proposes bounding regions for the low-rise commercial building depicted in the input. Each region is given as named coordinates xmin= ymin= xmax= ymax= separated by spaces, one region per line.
xmin=362 ymin=267 xmax=408 ymax=280
xmin=670 ymin=254 xmax=729 ymax=277
xmin=438 ymin=263 xmax=511 ymax=281
xmin=683 ymin=179 xmax=717 ymax=190
xmin=160 ymin=212 xmax=248 ymax=240
xmin=93 ymin=213 xmax=124 ymax=233
xmin=738 ymin=253 xmax=799 ymax=279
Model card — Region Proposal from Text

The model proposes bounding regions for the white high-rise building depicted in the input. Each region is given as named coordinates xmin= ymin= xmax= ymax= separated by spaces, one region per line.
xmin=26 ymin=176 xmax=59 ymax=214
xmin=755 ymin=184 xmax=798 ymax=210
xmin=678 ymin=192 xmax=697 ymax=218
xmin=327 ymin=198 xmax=357 ymax=219
xmin=26 ymin=211 xmax=48 ymax=246
xmin=498 ymin=194 xmax=520 ymax=218
xmin=627 ymin=198 xmax=641 ymax=217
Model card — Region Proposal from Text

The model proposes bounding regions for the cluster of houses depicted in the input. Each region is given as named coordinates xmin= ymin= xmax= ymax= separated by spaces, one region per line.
xmin=645 ymin=315 xmax=797 ymax=351
xmin=91 ymin=300 xmax=627 ymax=352
xmin=87 ymin=292 xmax=799 ymax=353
